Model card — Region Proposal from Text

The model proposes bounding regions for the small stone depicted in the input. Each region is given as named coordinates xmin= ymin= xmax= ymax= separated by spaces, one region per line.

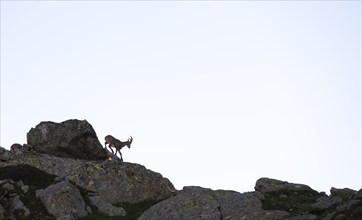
xmin=17 ymin=180 xmax=24 ymax=187
xmin=21 ymin=185 xmax=29 ymax=193
xmin=86 ymin=206 xmax=93 ymax=214
xmin=3 ymin=183 xmax=14 ymax=191
xmin=279 ymin=194 xmax=287 ymax=198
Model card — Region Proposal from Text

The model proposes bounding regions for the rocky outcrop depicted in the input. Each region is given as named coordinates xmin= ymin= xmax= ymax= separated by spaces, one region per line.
xmin=1 ymin=119 xmax=361 ymax=219
xmin=6 ymin=151 xmax=175 ymax=204
xmin=0 ymin=150 xmax=175 ymax=219
xmin=140 ymin=186 xmax=222 ymax=220
xmin=140 ymin=178 xmax=362 ymax=220
xmin=139 ymin=186 xmax=289 ymax=220
xmin=256 ymin=178 xmax=362 ymax=220
xmin=0 ymin=119 xmax=176 ymax=219
xmin=27 ymin=119 xmax=107 ymax=160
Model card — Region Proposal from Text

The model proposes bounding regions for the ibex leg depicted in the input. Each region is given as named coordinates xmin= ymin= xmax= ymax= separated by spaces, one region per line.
xmin=117 ymin=150 xmax=123 ymax=161
xmin=108 ymin=146 xmax=115 ymax=154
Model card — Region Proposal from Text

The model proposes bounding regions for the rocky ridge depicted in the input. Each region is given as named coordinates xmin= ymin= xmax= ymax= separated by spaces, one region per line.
xmin=0 ymin=119 xmax=361 ymax=220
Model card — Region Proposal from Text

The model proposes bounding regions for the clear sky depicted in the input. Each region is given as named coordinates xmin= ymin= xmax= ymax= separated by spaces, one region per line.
xmin=1 ymin=1 xmax=361 ymax=194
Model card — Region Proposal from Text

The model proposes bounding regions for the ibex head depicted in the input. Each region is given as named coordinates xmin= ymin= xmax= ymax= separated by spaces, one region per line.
xmin=127 ymin=136 xmax=133 ymax=148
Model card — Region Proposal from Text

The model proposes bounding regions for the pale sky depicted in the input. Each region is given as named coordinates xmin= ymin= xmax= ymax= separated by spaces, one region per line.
xmin=1 ymin=1 xmax=361 ymax=194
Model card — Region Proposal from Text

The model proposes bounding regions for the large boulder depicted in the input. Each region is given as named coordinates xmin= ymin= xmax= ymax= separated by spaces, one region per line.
xmin=330 ymin=187 xmax=357 ymax=200
xmin=36 ymin=180 xmax=90 ymax=220
xmin=139 ymin=186 xmax=289 ymax=220
xmin=27 ymin=119 xmax=106 ymax=160
xmin=65 ymin=161 xmax=176 ymax=204
xmin=255 ymin=178 xmax=322 ymax=217
xmin=255 ymin=177 xmax=313 ymax=193
xmin=140 ymin=186 xmax=222 ymax=220
xmin=6 ymin=151 xmax=176 ymax=204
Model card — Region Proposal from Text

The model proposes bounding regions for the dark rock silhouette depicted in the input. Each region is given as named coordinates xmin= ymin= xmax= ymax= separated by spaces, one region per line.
xmin=27 ymin=119 xmax=107 ymax=160
xmin=0 ymin=119 xmax=361 ymax=219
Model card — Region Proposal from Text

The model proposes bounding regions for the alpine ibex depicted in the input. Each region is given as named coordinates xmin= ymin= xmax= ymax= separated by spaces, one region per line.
xmin=105 ymin=135 xmax=133 ymax=161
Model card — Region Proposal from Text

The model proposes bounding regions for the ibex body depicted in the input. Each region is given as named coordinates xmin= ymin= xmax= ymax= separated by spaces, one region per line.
xmin=105 ymin=135 xmax=133 ymax=161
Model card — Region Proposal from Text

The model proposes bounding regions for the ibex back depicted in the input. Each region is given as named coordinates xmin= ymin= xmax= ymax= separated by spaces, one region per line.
xmin=105 ymin=135 xmax=133 ymax=161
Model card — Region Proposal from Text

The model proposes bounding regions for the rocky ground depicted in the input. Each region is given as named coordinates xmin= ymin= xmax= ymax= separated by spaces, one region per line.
xmin=0 ymin=119 xmax=361 ymax=220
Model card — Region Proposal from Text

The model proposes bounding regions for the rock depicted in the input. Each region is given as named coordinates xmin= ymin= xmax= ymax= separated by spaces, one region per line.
xmin=213 ymin=189 xmax=250 ymax=219
xmin=330 ymin=187 xmax=356 ymax=200
xmin=10 ymin=195 xmax=31 ymax=217
xmin=0 ymin=146 xmax=14 ymax=161
xmin=3 ymin=182 xmax=14 ymax=191
xmin=255 ymin=177 xmax=313 ymax=193
xmin=285 ymin=214 xmax=318 ymax=220
xmin=335 ymin=213 xmax=347 ymax=220
xmin=16 ymin=180 xmax=24 ymax=187
xmin=311 ymin=195 xmax=343 ymax=212
xmin=10 ymin=143 xmax=23 ymax=154
xmin=355 ymin=188 xmax=362 ymax=200
xmin=139 ymin=186 xmax=289 ymax=220
xmin=139 ymin=186 xmax=221 ymax=220
xmin=7 ymin=151 xmax=175 ymax=204
xmin=321 ymin=212 xmax=336 ymax=220
xmin=0 ymin=204 xmax=5 ymax=219
xmin=336 ymin=199 xmax=361 ymax=212
xmin=27 ymin=119 xmax=107 ymax=160
xmin=256 ymin=178 xmax=321 ymax=217
xmin=213 ymin=189 xmax=288 ymax=220
xmin=36 ymin=180 xmax=89 ymax=219
xmin=65 ymin=161 xmax=176 ymax=204
xmin=4 ymin=119 xmax=362 ymax=219
xmin=22 ymin=144 xmax=34 ymax=152
xmin=21 ymin=185 xmax=29 ymax=193
xmin=89 ymin=196 xmax=126 ymax=216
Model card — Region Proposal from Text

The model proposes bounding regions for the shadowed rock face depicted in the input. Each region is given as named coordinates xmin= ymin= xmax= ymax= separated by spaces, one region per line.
xmin=27 ymin=119 xmax=107 ymax=160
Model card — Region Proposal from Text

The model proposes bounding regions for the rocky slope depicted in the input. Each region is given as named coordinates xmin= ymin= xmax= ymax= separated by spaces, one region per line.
xmin=1 ymin=119 xmax=361 ymax=220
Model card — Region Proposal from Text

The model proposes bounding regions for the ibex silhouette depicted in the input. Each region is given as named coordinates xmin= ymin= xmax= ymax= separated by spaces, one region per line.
xmin=105 ymin=135 xmax=133 ymax=161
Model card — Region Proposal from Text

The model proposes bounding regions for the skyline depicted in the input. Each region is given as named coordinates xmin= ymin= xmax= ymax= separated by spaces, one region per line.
xmin=1 ymin=1 xmax=361 ymax=193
